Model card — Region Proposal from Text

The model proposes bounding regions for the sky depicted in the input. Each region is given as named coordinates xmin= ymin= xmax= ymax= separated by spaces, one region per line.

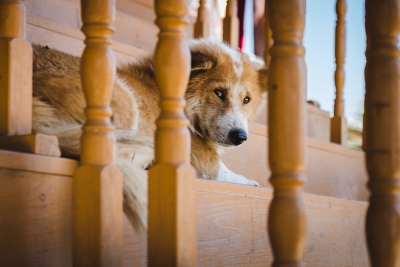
xmin=304 ymin=0 xmax=366 ymax=124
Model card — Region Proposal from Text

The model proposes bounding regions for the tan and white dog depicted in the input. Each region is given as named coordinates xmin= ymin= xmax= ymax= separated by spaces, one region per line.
xmin=32 ymin=39 xmax=268 ymax=233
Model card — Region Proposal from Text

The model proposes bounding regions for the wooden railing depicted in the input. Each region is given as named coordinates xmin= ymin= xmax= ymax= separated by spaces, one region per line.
xmin=331 ymin=0 xmax=347 ymax=145
xmin=72 ymin=0 xmax=123 ymax=266
xmin=148 ymin=0 xmax=196 ymax=266
xmin=267 ymin=1 xmax=307 ymax=265
xmin=0 ymin=0 xmax=400 ymax=266
xmin=364 ymin=0 xmax=400 ymax=266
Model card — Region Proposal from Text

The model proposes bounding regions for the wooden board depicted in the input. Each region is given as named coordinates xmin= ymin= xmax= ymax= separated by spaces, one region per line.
xmin=26 ymin=13 xmax=149 ymax=63
xmin=26 ymin=0 xmax=158 ymax=52
xmin=254 ymin=102 xmax=331 ymax=143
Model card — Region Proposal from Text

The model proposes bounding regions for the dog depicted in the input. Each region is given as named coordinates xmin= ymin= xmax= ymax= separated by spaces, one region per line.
xmin=31 ymin=39 xmax=268 ymax=233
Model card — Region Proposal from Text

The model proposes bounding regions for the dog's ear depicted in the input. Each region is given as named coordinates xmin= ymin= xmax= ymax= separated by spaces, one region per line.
xmin=191 ymin=51 xmax=216 ymax=73
xmin=257 ymin=67 xmax=268 ymax=92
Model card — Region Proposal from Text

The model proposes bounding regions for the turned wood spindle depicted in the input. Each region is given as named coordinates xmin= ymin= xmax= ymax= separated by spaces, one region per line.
xmin=364 ymin=0 xmax=400 ymax=266
xmin=194 ymin=0 xmax=210 ymax=38
xmin=331 ymin=0 xmax=348 ymax=145
xmin=73 ymin=1 xmax=123 ymax=266
xmin=267 ymin=0 xmax=307 ymax=266
xmin=264 ymin=0 xmax=273 ymax=67
xmin=223 ymin=0 xmax=239 ymax=48
xmin=148 ymin=0 xmax=197 ymax=266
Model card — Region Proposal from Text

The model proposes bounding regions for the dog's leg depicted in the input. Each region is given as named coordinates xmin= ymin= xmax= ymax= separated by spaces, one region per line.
xmin=217 ymin=160 xmax=259 ymax=186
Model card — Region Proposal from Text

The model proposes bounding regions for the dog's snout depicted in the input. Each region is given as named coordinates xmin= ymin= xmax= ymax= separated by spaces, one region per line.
xmin=229 ymin=129 xmax=247 ymax=146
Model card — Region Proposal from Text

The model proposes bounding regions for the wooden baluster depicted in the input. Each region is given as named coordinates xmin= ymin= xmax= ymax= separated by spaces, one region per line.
xmin=330 ymin=0 xmax=347 ymax=145
xmin=0 ymin=0 xmax=32 ymax=136
xmin=364 ymin=0 xmax=400 ymax=266
xmin=264 ymin=0 xmax=273 ymax=67
xmin=267 ymin=0 xmax=307 ymax=266
xmin=73 ymin=1 xmax=122 ymax=266
xmin=148 ymin=0 xmax=196 ymax=266
xmin=223 ymin=0 xmax=239 ymax=48
xmin=194 ymin=0 xmax=209 ymax=38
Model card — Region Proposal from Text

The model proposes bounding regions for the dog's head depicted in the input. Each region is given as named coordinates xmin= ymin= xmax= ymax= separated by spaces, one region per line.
xmin=185 ymin=39 xmax=268 ymax=147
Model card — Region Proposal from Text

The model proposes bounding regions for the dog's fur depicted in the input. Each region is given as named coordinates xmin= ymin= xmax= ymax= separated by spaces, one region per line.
xmin=31 ymin=39 xmax=268 ymax=233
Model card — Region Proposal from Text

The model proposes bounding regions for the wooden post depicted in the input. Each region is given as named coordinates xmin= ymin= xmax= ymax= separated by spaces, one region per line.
xmin=148 ymin=0 xmax=197 ymax=266
xmin=223 ymin=0 xmax=239 ymax=48
xmin=330 ymin=0 xmax=347 ymax=145
xmin=0 ymin=0 xmax=59 ymax=155
xmin=267 ymin=0 xmax=307 ymax=266
xmin=364 ymin=0 xmax=400 ymax=266
xmin=264 ymin=0 xmax=273 ymax=67
xmin=0 ymin=0 xmax=32 ymax=136
xmin=194 ymin=0 xmax=209 ymax=38
xmin=73 ymin=1 xmax=123 ymax=266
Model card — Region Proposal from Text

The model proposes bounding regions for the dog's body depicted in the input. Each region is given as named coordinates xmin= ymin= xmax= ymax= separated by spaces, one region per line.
xmin=31 ymin=39 xmax=267 ymax=232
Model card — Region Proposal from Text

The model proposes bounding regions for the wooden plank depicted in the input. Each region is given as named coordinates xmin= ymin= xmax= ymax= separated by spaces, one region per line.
xmin=25 ymin=0 xmax=158 ymax=52
xmin=0 ymin=149 xmax=77 ymax=175
xmin=26 ymin=13 xmax=148 ymax=62
xmin=254 ymin=102 xmax=331 ymax=143
xmin=0 ymin=133 xmax=61 ymax=156
xmin=0 ymin=168 xmax=73 ymax=267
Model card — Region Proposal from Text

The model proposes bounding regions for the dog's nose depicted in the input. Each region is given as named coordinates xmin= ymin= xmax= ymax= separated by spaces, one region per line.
xmin=228 ymin=129 xmax=247 ymax=145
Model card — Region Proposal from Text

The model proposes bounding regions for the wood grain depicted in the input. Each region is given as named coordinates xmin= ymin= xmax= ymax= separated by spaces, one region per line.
xmin=148 ymin=0 xmax=197 ymax=266
xmin=0 ymin=0 xmax=32 ymax=136
xmin=364 ymin=0 xmax=400 ymax=265
xmin=72 ymin=1 xmax=123 ymax=266
xmin=267 ymin=0 xmax=307 ymax=265
xmin=0 ymin=133 xmax=61 ymax=156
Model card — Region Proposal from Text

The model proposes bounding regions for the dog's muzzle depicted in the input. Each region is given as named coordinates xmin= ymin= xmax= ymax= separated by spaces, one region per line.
xmin=228 ymin=129 xmax=247 ymax=146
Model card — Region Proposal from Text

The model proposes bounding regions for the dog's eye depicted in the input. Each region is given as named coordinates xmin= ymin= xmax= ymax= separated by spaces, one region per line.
xmin=214 ymin=89 xmax=225 ymax=100
xmin=243 ymin=96 xmax=251 ymax=105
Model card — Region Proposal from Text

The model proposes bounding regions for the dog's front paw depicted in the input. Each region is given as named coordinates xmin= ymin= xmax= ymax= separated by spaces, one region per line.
xmin=247 ymin=179 xmax=260 ymax=187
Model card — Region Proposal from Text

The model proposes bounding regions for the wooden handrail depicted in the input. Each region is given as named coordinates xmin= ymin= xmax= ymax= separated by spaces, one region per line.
xmin=223 ymin=0 xmax=239 ymax=48
xmin=194 ymin=0 xmax=209 ymax=38
xmin=0 ymin=0 xmax=32 ymax=136
xmin=73 ymin=0 xmax=123 ymax=266
xmin=331 ymin=0 xmax=347 ymax=145
xmin=267 ymin=0 xmax=307 ymax=266
xmin=364 ymin=0 xmax=400 ymax=265
xmin=148 ymin=0 xmax=197 ymax=266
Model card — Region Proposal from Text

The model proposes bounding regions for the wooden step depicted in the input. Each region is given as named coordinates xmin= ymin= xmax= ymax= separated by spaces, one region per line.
xmin=0 ymin=150 xmax=368 ymax=266
xmin=221 ymin=122 xmax=369 ymax=201
xmin=26 ymin=0 xmax=159 ymax=52
xmin=254 ymin=100 xmax=332 ymax=143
